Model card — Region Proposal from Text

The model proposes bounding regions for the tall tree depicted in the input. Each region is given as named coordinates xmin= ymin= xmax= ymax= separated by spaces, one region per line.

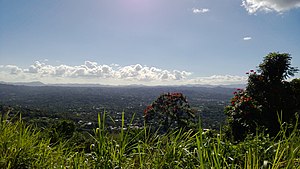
xmin=225 ymin=52 xmax=299 ymax=140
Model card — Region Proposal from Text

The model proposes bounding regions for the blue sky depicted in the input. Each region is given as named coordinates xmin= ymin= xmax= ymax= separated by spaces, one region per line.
xmin=0 ymin=0 xmax=300 ymax=85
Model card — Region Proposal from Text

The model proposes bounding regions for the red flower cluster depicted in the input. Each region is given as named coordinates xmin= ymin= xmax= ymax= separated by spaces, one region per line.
xmin=170 ymin=92 xmax=183 ymax=97
xmin=246 ymin=69 xmax=257 ymax=75
xmin=144 ymin=105 xmax=153 ymax=116
xmin=230 ymin=89 xmax=253 ymax=106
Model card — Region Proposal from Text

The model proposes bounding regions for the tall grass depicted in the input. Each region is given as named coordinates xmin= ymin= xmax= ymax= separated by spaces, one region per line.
xmin=84 ymin=112 xmax=300 ymax=168
xmin=1 ymin=111 xmax=300 ymax=168
xmin=0 ymin=113 xmax=87 ymax=169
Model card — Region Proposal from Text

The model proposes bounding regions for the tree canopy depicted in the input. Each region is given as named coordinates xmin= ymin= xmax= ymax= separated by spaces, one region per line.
xmin=225 ymin=52 xmax=299 ymax=141
xmin=144 ymin=92 xmax=196 ymax=132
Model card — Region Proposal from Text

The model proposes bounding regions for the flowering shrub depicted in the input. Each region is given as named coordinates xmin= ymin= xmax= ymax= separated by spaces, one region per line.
xmin=225 ymin=88 xmax=262 ymax=141
xmin=144 ymin=92 xmax=196 ymax=131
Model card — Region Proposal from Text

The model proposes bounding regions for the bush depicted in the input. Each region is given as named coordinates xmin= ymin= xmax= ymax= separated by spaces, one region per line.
xmin=225 ymin=88 xmax=262 ymax=141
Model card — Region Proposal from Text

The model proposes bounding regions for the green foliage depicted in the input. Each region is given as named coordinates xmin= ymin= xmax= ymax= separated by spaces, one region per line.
xmin=1 ymin=110 xmax=300 ymax=168
xmin=0 ymin=112 xmax=88 ymax=169
xmin=144 ymin=92 xmax=196 ymax=132
xmin=258 ymin=52 xmax=298 ymax=82
xmin=291 ymin=78 xmax=300 ymax=110
xmin=225 ymin=52 xmax=299 ymax=140
xmin=225 ymin=88 xmax=262 ymax=141
xmin=48 ymin=120 xmax=76 ymax=144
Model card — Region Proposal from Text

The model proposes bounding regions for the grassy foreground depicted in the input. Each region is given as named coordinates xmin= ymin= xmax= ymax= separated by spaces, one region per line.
xmin=1 ymin=113 xmax=300 ymax=169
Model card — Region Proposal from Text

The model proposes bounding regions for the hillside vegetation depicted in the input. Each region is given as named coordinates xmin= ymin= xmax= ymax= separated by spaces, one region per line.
xmin=1 ymin=112 xmax=300 ymax=168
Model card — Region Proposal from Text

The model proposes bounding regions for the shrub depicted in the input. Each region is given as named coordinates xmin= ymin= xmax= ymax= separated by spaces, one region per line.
xmin=144 ymin=92 xmax=196 ymax=132
xmin=225 ymin=88 xmax=262 ymax=141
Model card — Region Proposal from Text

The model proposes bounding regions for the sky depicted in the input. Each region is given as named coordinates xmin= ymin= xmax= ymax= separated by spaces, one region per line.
xmin=0 ymin=0 xmax=300 ymax=85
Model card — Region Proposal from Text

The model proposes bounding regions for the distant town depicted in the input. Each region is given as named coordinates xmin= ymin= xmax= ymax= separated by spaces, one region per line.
xmin=0 ymin=83 xmax=236 ymax=131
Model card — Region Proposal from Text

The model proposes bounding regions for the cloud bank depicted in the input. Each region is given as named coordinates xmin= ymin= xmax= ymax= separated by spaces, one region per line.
xmin=0 ymin=61 xmax=247 ymax=86
xmin=242 ymin=0 xmax=300 ymax=14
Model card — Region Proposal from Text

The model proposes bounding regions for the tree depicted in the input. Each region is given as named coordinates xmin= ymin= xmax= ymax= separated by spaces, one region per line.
xmin=258 ymin=53 xmax=298 ymax=82
xmin=144 ymin=92 xmax=196 ymax=132
xmin=225 ymin=52 xmax=299 ymax=141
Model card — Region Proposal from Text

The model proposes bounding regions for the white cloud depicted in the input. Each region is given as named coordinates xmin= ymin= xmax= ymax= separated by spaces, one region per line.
xmin=1 ymin=61 xmax=191 ymax=82
xmin=84 ymin=61 xmax=98 ymax=69
xmin=192 ymin=8 xmax=210 ymax=14
xmin=189 ymin=75 xmax=247 ymax=85
xmin=5 ymin=65 xmax=23 ymax=75
xmin=0 ymin=61 xmax=247 ymax=85
xmin=116 ymin=64 xmax=191 ymax=81
xmin=243 ymin=36 xmax=252 ymax=40
xmin=110 ymin=63 xmax=120 ymax=67
xmin=242 ymin=0 xmax=300 ymax=14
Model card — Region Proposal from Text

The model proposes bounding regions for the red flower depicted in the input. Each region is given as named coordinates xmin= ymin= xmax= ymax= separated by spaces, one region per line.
xmin=171 ymin=92 xmax=182 ymax=98
xmin=144 ymin=105 xmax=153 ymax=115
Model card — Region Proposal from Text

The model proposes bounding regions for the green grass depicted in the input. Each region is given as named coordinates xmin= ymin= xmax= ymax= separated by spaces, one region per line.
xmin=0 ymin=114 xmax=85 ymax=168
xmin=1 ymin=112 xmax=300 ymax=169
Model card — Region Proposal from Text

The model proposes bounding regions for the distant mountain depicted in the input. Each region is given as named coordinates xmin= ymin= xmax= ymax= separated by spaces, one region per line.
xmin=216 ymin=84 xmax=246 ymax=89
xmin=181 ymin=84 xmax=246 ymax=89
xmin=0 ymin=81 xmax=45 ymax=86
xmin=49 ymin=83 xmax=113 ymax=87
xmin=0 ymin=81 xmax=246 ymax=88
